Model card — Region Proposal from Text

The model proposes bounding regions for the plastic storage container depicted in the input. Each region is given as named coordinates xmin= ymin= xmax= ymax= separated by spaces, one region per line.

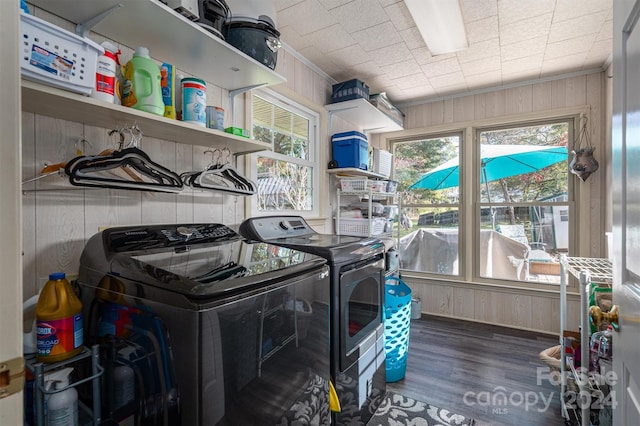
xmin=181 ymin=77 xmax=207 ymax=126
xmin=384 ymin=276 xmax=412 ymax=382
xmin=36 ymin=272 xmax=83 ymax=363
xmin=332 ymin=131 xmax=369 ymax=170
xmin=331 ymin=79 xmax=369 ymax=103
xmin=20 ymin=11 xmax=104 ymax=95
xmin=121 ymin=46 xmax=164 ymax=116
xmin=371 ymin=148 xmax=393 ymax=178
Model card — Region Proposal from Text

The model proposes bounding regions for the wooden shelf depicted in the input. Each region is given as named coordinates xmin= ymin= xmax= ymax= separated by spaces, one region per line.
xmin=22 ymin=81 xmax=272 ymax=153
xmin=325 ymin=98 xmax=403 ymax=133
xmin=28 ymin=0 xmax=286 ymax=91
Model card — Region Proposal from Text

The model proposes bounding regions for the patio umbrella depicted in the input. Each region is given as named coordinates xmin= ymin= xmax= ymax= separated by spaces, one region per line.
xmin=408 ymin=144 xmax=568 ymax=191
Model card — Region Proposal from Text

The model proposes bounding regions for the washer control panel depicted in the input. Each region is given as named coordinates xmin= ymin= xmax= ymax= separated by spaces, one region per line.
xmin=239 ymin=216 xmax=313 ymax=241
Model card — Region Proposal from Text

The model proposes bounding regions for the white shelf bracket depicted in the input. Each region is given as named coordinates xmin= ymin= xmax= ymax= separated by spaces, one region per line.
xmin=229 ymin=83 xmax=267 ymax=127
xmin=75 ymin=4 xmax=123 ymax=38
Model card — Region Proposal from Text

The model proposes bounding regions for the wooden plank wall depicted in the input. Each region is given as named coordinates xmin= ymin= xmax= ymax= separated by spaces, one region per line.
xmin=378 ymin=72 xmax=609 ymax=334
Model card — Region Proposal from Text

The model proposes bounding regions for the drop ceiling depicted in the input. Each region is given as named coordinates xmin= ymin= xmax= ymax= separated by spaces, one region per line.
xmin=274 ymin=0 xmax=613 ymax=105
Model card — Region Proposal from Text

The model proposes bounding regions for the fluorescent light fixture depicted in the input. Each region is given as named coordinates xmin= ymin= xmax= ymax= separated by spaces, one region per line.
xmin=404 ymin=0 xmax=468 ymax=55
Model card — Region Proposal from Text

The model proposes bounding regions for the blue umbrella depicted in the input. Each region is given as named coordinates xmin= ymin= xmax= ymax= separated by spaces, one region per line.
xmin=408 ymin=144 xmax=568 ymax=190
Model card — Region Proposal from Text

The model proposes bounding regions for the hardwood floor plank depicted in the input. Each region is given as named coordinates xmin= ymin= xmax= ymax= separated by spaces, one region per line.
xmin=387 ymin=314 xmax=565 ymax=426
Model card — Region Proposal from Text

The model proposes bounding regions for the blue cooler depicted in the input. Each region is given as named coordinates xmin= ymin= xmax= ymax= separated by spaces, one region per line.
xmin=332 ymin=131 xmax=369 ymax=170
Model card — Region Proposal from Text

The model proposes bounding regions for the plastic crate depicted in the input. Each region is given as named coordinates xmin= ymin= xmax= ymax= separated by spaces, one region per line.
xmin=20 ymin=11 xmax=104 ymax=95
xmin=367 ymin=180 xmax=387 ymax=193
xmin=371 ymin=148 xmax=393 ymax=178
xmin=337 ymin=217 xmax=387 ymax=236
xmin=339 ymin=178 xmax=368 ymax=192
xmin=331 ymin=79 xmax=369 ymax=103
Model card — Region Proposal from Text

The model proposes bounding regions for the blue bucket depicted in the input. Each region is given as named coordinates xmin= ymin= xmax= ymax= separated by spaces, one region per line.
xmin=384 ymin=276 xmax=412 ymax=382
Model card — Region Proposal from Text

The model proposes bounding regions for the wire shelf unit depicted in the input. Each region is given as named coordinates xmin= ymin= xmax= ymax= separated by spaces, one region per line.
xmin=565 ymin=257 xmax=613 ymax=285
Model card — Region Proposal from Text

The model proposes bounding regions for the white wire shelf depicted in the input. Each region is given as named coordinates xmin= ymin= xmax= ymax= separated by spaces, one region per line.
xmin=564 ymin=257 xmax=612 ymax=285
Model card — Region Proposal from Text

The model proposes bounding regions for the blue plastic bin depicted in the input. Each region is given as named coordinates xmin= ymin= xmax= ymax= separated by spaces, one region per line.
xmin=384 ymin=276 xmax=412 ymax=382
xmin=332 ymin=131 xmax=368 ymax=170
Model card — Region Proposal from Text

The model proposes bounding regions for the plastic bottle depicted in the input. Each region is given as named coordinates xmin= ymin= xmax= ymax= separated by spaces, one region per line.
xmin=121 ymin=47 xmax=164 ymax=115
xmin=91 ymin=41 xmax=120 ymax=103
xmin=36 ymin=272 xmax=83 ymax=363
xmin=45 ymin=367 xmax=78 ymax=426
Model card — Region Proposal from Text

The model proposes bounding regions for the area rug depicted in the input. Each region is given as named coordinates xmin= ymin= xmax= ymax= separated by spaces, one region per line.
xmin=367 ymin=392 xmax=476 ymax=426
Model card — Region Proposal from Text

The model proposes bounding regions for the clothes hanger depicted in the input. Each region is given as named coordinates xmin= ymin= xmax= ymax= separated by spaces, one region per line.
xmin=66 ymin=126 xmax=183 ymax=193
xmin=181 ymin=149 xmax=257 ymax=196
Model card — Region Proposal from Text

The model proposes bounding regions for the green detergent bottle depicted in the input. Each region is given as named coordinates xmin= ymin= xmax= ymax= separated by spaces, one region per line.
xmin=122 ymin=46 xmax=164 ymax=116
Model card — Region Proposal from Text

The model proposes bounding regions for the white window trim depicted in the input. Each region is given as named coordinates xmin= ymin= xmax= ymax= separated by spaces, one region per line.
xmin=246 ymin=88 xmax=321 ymax=218
xmin=386 ymin=107 xmax=586 ymax=289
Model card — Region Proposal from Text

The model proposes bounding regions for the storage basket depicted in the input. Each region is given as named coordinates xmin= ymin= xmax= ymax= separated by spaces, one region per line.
xmin=371 ymin=148 xmax=393 ymax=178
xmin=20 ymin=12 xmax=104 ymax=95
xmin=386 ymin=180 xmax=398 ymax=194
xmin=337 ymin=217 xmax=387 ymax=237
xmin=331 ymin=79 xmax=369 ymax=103
xmin=340 ymin=178 xmax=368 ymax=192
xmin=367 ymin=180 xmax=387 ymax=193
xmin=384 ymin=276 xmax=412 ymax=382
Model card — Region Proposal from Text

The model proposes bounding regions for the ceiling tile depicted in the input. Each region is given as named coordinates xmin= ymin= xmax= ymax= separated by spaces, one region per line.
xmin=541 ymin=52 xmax=587 ymax=74
xmin=428 ymin=71 xmax=467 ymax=89
xmin=500 ymin=13 xmax=552 ymax=46
xmin=422 ymin=58 xmax=462 ymax=78
xmin=457 ymin=38 xmax=500 ymax=63
xmin=411 ymin=47 xmax=434 ymax=65
xmin=373 ymin=43 xmax=414 ymax=67
xmin=279 ymin=25 xmax=314 ymax=51
xmin=597 ymin=18 xmax=613 ymax=41
xmin=379 ymin=0 xmax=401 ymax=7
xmin=466 ymin=16 xmax=499 ymax=44
xmin=351 ymin=21 xmax=404 ymax=51
xmin=460 ymin=0 xmax=497 ymax=23
xmin=277 ymin=0 xmax=337 ymax=36
xmin=545 ymin=35 xmax=596 ymax=60
xmin=317 ymin=0 xmax=351 ymax=10
xmin=501 ymin=36 xmax=547 ymax=62
xmin=459 ymin=55 xmax=501 ymax=77
xmin=397 ymin=84 xmax=438 ymax=101
xmin=302 ymin=24 xmax=356 ymax=53
xmin=502 ymin=54 xmax=543 ymax=75
xmin=390 ymin=72 xmax=431 ymax=90
xmin=498 ymin=0 xmax=555 ymax=26
xmin=584 ymin=39 xmax=612 ymax=66
xmin=383 ymin=2 xmax=415 ymax=32
xmin=380 ymin=59 xmax=422 ymax=80
xmin=329 ymin=44 xmax=372 ymax=66
xmin=330 ymin=0 xmax=388 ymax=33
xmin=554 ymin=0 xmax=613 ymax=22
xmin=398 ymin=27 xmax=427 ymax=50
xmin=464 ymin=70 xmax=503 ymax=89
xmin=274 ymin=0 xmax=306 ymax=12
xmin=348 ymin=61 xmax=384 ymax=79
xmin=548 ymin=12 xmax=609 ymax=43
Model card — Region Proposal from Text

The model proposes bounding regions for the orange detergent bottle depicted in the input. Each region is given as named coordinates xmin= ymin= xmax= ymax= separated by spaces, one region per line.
xmin=36 ymin=272 xmax=84 ymax=363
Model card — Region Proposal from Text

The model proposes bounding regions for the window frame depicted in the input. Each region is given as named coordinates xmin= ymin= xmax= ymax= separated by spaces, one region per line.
xmin=388 ymin=109 xmax=582 ymax=289
xmin=247 ymin=88 xmax=321 ymax=218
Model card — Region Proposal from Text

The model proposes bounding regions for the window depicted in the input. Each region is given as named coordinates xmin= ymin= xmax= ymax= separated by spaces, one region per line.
xmin=393 ymin=133 xmax=461 ymax=276
xmin=392 ymin=118 xmax=573 ymax=285
xmin=249 ymin=90 xmax=319 ymax=216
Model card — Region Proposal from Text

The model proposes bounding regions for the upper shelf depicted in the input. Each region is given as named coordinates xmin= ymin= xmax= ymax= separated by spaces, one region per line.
xmin=22 ymin=80 xmax=272 ymax=153
xmin=326 ymin=168 xmax=389 ymax=179
xmin=28 ymin=0 xmax=286 ymax=91
xmin=325 ymin=98 xmax=403 ymax=133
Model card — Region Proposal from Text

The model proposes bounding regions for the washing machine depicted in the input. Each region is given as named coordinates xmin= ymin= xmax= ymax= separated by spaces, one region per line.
xmin=77 ymin=223 xmax=330 ymax=426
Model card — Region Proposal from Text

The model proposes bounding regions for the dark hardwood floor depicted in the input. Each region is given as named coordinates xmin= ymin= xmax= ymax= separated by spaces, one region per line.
xmin=387 ymin=314 xmax=565 ymax=426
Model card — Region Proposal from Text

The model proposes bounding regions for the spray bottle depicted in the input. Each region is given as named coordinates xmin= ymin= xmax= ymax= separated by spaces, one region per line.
xmin=45 ymin=367 xmax=78 ymax=426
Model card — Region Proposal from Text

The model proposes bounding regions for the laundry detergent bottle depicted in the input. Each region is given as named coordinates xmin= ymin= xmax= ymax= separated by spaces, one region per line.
xmin=122 ymin=46 xmax=164 ymax=115
xmin=36 ymin=272 xmax=84 ymax=363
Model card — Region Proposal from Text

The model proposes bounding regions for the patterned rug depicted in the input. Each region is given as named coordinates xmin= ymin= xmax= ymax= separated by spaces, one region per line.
xmin=367 ymin=392 xmax=476 ymax=426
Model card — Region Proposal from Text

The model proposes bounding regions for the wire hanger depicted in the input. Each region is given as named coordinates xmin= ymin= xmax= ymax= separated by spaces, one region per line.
xmin=66 ymin=125 xmax=184 ymax=193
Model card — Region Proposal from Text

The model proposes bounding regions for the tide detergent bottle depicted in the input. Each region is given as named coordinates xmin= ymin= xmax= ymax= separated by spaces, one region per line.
xmin=36 ymin=272 xmax=83 ymax=363
xmin=121 ymin=46 xmax=164 ymax=116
